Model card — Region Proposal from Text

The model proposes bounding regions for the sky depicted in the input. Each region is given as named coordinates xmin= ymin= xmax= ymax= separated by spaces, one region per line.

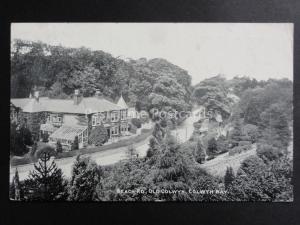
xmin=11 ymin=23 xmax=293 ymax=85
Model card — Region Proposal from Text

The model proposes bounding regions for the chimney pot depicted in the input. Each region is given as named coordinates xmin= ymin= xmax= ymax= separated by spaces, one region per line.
xmin=74 ymin=89 xmax=80 ymax=105
xmin=34 ymin=91 xmax=39 ymax=102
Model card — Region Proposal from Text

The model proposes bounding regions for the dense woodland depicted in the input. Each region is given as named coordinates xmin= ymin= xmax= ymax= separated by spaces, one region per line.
xmin=10 ymin=40 xmax=293 ymax=201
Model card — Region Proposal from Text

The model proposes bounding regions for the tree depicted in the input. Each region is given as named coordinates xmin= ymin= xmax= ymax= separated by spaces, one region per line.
xmin=10 ymin=168 xmax=21 ymax=200
xmin=194 ymin=139 xmax=206 ymax=164
xmin=71 ymin=136 xmax=79 ymax=150
xmin=260 ymin=104 xmax=290 ymax=148
xmin=56 ymin=140 xmax=63 ymax=153
xmin=131 ymin=118 xmax=142 ymax=128
xmin=24 ymin=146 xmax=68 ymax=200
xmin=89 ymin=125 xmax=109 ymax=146
xmin=242 ymin=124 xmax=260 ymax=143
xmin=151 ymin=134 xmax=191 ymax=201
xmin=228 ymin=117 xmax=245 ymax=148
xmin=42 ymin=132 xmax=49 ymax=142
xmin=10 ymin=122 xmax=33 ymax=156
xmin=207 ymin=138 xmax=218 ymax=156
xmin=68 ymin=156 xmax=101 ymax=201
xmin=224 ymin=166 xmax=235 ymax=189
xmin=126 ymin=144 xmax=138 ymax=160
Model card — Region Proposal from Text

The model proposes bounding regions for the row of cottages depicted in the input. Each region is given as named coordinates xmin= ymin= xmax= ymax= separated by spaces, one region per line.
xmin=10 ymin=90 xmax=131 ymax=150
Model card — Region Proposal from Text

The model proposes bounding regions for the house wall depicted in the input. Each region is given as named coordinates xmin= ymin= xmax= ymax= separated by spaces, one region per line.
xmin=19 ymin=111 xmax=47 ymax=140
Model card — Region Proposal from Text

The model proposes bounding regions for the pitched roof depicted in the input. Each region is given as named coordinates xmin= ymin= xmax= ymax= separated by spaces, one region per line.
xmin=11 ymin=96 xmax=122 ymax=114
xmin=116 ymin=95 xmax=128 ymax=109
xmin=49 ymin=125 xmax=87 ymax=141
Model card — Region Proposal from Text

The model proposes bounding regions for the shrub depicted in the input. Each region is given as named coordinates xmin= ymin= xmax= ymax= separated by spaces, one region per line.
xmin=243 ymin=124 xmax=260 ymax=143
xmin=238 ymin=141 xmax=252 ymax=146
xmin=207 ymin=138 xmax=218 ymax=156
xmin=131 ymin=118 xmax=142 ymax=128
xmin=42 ymin=133 xmax=49 ymax=142
xmin=71 ymin=136 xmax=79 ymax=150
xmin=229 ymin=145 xmax=250 ymax=156
xmin=256 ymin=143 xmax=283 ymax=162
xmin=129 ymin=124 xmax=137 ymax=134
xmin=89 ymin=125 xmax=109 ymax=146
xmin=216 ymin=136 xmax=228 ymax=154
xmin=56 ymin=141 xmax=63 ymax=153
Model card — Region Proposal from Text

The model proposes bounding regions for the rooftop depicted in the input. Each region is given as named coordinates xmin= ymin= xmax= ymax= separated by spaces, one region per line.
xmin=11 ymin=96 xmax=124 ymax=114
xmin=49 ymin=125 xmax=87 ymax=141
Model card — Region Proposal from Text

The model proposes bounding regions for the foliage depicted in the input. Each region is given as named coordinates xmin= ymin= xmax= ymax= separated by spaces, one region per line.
xmin=228 ymin=145 xmax=251 ymax=156
xmin=42 ymin=132 xmax=49 ymax=142
xmin=256 ymin=143 xmax=284 ymax=163
xmin=126 ymin=144 xmax=138 ymax=160
xmin=207 ymin=138 xmax=218 ymax=156
xmin=11 ymin=40 xmax=193 ymax=119
xmin=10 ymin=169 xmax=21 ymax=200
xmin=10 ymin=122 xmax=33 ymax=156
xmin=192 ymin=75 xmax=232 ymax=119
xmin=68 ymin=156 xmax=101 ymax=201
xmin=194 ymin=140 xmax=206 ymax=164
xmin=89 ymin=125 xmax=109 ymax=146
xmin=224 ymin=166 xmax=235 ymax=189
xmin=216 ymin=136 xmax=228 ymax=153
xmin=71 ymin=136 xmax=79 ymax=150
xmin=131 ymin=118 xmax=142 ymax=129
xmin=260 ymin=104 xmax=290 ymax=148
xmin=242 ymin=124 xmax=260 ymax=143
xmin=226 ymin=155 xmax=293 ymax=201
xmin=24 ymin=146 xmax=68 ymax=201
xmin=56 ymin=141 xmax=63 ymax=153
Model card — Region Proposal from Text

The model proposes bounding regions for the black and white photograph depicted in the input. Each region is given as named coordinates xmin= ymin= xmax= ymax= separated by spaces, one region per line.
xmin=9 ymin=23 xmax=293 ymax=202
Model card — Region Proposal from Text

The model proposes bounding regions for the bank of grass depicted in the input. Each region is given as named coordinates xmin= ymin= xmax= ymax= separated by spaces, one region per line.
xmin=10 ymin=128 xmax=153 ymax=167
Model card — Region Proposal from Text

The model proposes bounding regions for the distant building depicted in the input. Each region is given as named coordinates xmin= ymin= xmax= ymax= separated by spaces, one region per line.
xmin=10 ymin=90 xmax=130 ymax=150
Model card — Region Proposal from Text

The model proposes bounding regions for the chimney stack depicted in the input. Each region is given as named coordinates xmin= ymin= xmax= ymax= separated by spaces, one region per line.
xmin=34 ymin=91 xmax=39 ymax=102
xmin=95 ymin=90 xmax=102 ymax=99
xmin=74 ymin=89 xmax=80 ymax=105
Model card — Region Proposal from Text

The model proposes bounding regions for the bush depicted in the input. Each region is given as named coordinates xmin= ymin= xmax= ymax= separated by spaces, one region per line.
xmin=131 ymin=118 xmax=142 ymax=128
xmin=71 ymin=136 xmax=79 ymax=150
xmin=229 ymin=145 xmax=251 ymax=156
xmin=207 ymin=138 xmax=218 ymax=156
xmin=42 ymin=133 xmax=49 ymax=142
xmin=216 ymin=136 xmax=228 ymax=154
xmin=243 ymin=124 xmax=260 ymax=143
xmin=129 ymin=124 xmax=137 ymax=134
xmin=89 ymin=125 xmax=109 ymax=146
xmin=256 ymin=143 xmax=283 ymax=162
xmin=56 ymin=141 xmax=63 ymax=153
xmin=238 ymin=141 xmax=252 ymax=146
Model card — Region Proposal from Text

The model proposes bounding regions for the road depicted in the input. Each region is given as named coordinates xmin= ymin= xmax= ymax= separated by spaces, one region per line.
xmin=10 ymin=108 xmax=202 ymax=181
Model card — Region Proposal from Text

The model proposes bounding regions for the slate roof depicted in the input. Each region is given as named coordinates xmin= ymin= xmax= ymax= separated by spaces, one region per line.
xmin=116 ymin=95 xmax=128 ymax=109
xmin=11 ymin=96 xmax=123 ymax=114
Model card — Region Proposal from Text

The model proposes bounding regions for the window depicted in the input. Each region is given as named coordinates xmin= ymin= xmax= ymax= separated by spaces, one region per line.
xmin=111 ymin=111 xmax=119 ymax=122
xmin=121 ymin=110 xmax=127 ymax=120
xmin=111 ymin=126 xmax=119 ymax=135
xmin=92 ymin=114 xmax=97 ymax=126
xmin=51 ymin=114 xmax=62 ymax=123
xmin=121 ymin=124 xmax=128 ymax=132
